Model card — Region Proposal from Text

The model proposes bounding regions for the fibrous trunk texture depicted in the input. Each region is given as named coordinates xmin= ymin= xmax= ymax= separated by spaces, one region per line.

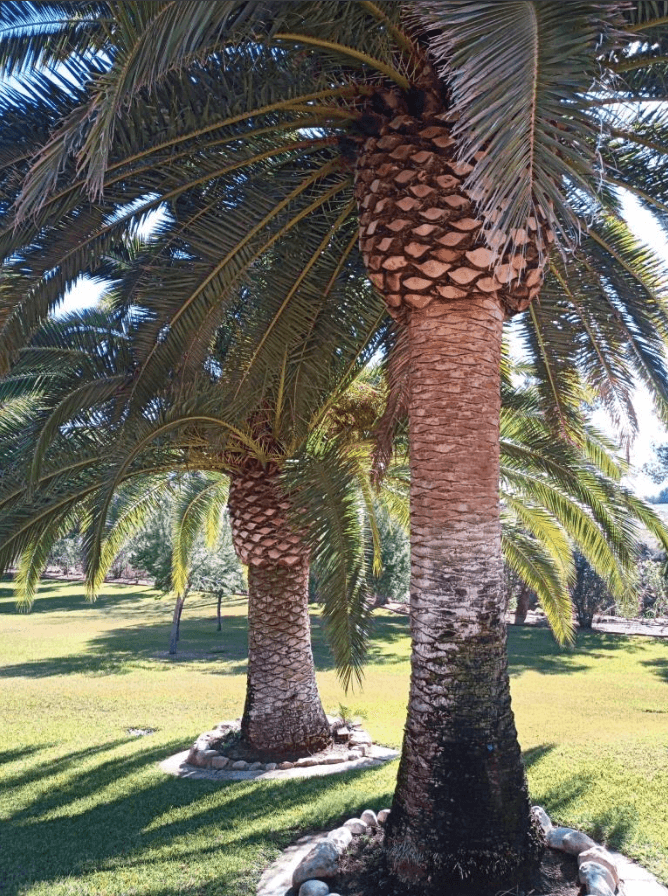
xmin=354 ymin=90 xmax=540 ymax=892
xmin=382 ymin=299 xmax=538 ymax=892
xmin=228 ymin=462 xmax=330 ymax=758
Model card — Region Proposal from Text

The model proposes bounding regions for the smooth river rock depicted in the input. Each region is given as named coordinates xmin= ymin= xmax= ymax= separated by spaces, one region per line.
xmin=298 ymin=881 xmax=330 ymax=896
xmin=578 ymin=860 xmax=616 ymax=896
xmin=292 ymin=840 xmax=340 ymax=888
xmin=578 ymin=846 xmax=619 ymax=887
xmin=327 ymin=827 xmax=353 ymax=853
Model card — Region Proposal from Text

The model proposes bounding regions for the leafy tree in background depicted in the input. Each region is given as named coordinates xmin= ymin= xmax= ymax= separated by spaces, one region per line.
xmin=125 ymin=479 xmax=245 ymax=653
xmin=47 ymin=530 xmax=83 ymax=577
xmin=5 ymin=3 xmax=668 ymax=889
xmin=368 ymin=502 xmax=410 ymax=605
xmin=570 ymin=553 xmax=614 ymax=629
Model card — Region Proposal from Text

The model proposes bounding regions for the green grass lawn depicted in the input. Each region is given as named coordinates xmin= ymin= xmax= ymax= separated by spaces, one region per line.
xmin=1 ymin=578 xmax=667 ymax=895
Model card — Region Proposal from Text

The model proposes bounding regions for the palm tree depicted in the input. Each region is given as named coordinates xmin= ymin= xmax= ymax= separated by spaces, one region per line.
xmin=0 ymin=286 xmax=389 ymax=758
xmin=3 ymin=2 xmax=668 ymax=889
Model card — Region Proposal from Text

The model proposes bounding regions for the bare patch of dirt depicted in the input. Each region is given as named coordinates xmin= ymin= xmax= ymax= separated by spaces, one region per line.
xmin=332 ymin=829 xmax=581 ymax=896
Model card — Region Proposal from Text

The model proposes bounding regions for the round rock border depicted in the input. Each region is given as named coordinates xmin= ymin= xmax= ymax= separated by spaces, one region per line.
xmin=159 ymin=718 xmax=398 ymax=783
xmin=255 ymin=805 xmax=667 ymax=896
xmin=160 ymin=742 xmax=398 ymax=782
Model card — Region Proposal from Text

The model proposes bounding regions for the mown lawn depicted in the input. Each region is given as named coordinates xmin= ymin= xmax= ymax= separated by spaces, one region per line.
xmin=1 ymin=578 xmax=666 ymax=895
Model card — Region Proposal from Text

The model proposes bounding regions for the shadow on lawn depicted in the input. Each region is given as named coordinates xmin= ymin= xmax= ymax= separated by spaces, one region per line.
xmin=0 ymin=607 xmax=410 ymax=680
xmin=0 ymin=578 xmax=158 ymax=615
xmin=536 ymin=768 xmax=637 ymax=852
xmin=0 ymin=740 xmax=389 ymax=896
xmin=507 ymin=628 xmax=647 ymax=677
xmin=641 ymin=656 xmax=668 ymax=683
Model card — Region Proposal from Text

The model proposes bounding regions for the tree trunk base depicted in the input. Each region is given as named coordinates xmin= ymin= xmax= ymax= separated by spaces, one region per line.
xmin=333 ymin=825 xmax=575 ymax=896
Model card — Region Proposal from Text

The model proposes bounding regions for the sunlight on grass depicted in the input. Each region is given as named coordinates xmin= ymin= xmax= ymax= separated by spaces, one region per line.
xmin=1 ymin=579 xmax=666 ymax=894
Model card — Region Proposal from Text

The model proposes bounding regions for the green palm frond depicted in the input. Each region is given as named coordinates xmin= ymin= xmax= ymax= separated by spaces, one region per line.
xmin=415 ymin=2 xmax=620 ymax=254
xmin=170 ymin=473 xmax=229 ymax=595
xmin=282 ymin=436 xmax=373 ymax=691
xmin=91 ymin=474 xmax=171 ymax=595
xmin=501 ymin=522 xmax=574 ymax=645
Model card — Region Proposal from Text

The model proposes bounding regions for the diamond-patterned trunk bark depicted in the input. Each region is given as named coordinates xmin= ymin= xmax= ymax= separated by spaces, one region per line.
xmin=228 ymin=463 xmax=330 ymax=758
xmin=354 ymin=107 xmax=540 ymax=890
xmin=354 ymin=111 xmax=549 ymax=320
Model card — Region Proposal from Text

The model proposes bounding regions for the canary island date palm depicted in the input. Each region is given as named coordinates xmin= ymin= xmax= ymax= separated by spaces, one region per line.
xmin=0 ymin=266 xmax=389 ymax=759
xmin=5 ymin=2 xmax=668 ymax=890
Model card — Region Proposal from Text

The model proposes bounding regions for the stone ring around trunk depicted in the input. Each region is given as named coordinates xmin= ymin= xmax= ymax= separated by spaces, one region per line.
xmin=159 ymin=718 xmax=398 ymax=783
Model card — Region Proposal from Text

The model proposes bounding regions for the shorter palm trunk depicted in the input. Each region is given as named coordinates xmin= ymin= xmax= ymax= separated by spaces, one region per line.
xmin=241 ymin=560 xmax=331 ymax=757
xmin=228 ymin=463 xmax=331 ymax=758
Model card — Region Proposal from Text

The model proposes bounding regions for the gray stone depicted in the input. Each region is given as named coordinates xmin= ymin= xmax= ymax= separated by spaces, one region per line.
xmin=547 ymin=826 xmax=595 ymax=854
xmin=278 ymin=761 xmax=294 ymax=770
xmin=532 ymin=805 xmax=552 ymax=836
xmin=318 ymin=756 xmax=344 ymax=765
xmin=264 ymin=762 xmax=277 ymax=771
xmin=248 ymin=761 xmax=263 ymax=771
xmin=296 ymin=757 xmax=319 ymax=768
xmin=349 ymin=730 xmax=372 ymax=746
xmin=579 ymin=861 xmax=616 ymax=896
xmin=210 ymin=756 xmax=229 ymax=769
xmin=346 ymin=750 xmax=361 ymax=761
xmin=327 ymin=826 xmax=353 ymax=853
xmin=343 ymin=818 xmax=368 ymax=835
xmin=377 ymin=809 xmax=391 ymax=825
xmin=334 ymin=726 xmax=350 ymax=741
xmin=326 ymin=714 xmax=344 ymax=728
xmin=298 ymin=881 xmax=330 ymax=896
xmin=562 ymin=829 xmax=597 ymax=855
xmin=578 ymin=847 xmax=619 ymax=887
xmin=230 ymin=760 xmax=248 ymax=770
xmin=292 ymin=841 xmax=340 ymax=888
xmin=360 ymin=809 xmax=377 ymax=828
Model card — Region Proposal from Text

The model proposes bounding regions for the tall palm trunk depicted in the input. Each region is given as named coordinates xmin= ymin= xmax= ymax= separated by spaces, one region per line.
xmin=227 ymin=461 xmax=331 ymax=758
xmin=354 ymin=87 xmax=543 ymax=891
xmin=385 ymin=298 xmax=537 ymax=891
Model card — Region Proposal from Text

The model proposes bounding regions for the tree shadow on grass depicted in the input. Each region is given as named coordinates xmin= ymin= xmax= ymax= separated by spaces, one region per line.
xmin=507 ymin=628 xmax=649 ymax=678
xmin=0 ymin=578 xmax=158 ymax=616
xmin=588 ymin=804 xmax=637 ymax=851
xmin=533 ymin=771 xmax=594 ymax=820
xmin=0 ymin=744 xmax=390 ymax=896
xmin=0 ymin=614 xmax=250 ymax=679
xmin=0 ymin=743 xmax=56 ymax=767
xmin=534 ymin=769 xmax=637 ymax=853
xmin=522 ymin=743 xmax=557 ymax=770
xmin=311 ymin=611 xmax=410 ymax=672
xmin=0 ymin=606 xmax=412 ymax=680
xmin=2 ymin=739 xmax=132 ymax=791
xmin=640 ymin=657 xmax=668 ymax=684
xmin=507 ymin=628 xmax=590 ymax=676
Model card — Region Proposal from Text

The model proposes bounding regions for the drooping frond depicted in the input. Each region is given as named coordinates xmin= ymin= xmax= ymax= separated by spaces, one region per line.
xmin=501 ymin=521 xmax=574 ymax=645
xmin=414 ymin=1 xmax=623 ymax=255
xmin=170 ymin=473 xmax=229 ymax=595
xmin=282 ymin=437 xmax=373 ymax=691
